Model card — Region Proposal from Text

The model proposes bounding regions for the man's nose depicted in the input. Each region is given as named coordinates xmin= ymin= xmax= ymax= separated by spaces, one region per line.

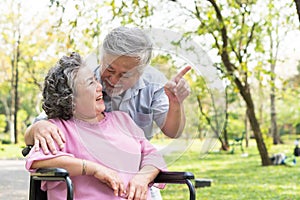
xmin=108 ymin=74 xmax=121 ymax=85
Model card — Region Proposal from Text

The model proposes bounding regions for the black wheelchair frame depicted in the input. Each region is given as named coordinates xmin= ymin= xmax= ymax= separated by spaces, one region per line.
xmin=24 ymin=146 xmax=196 ymax=200
xmin=29 ymin=168 xmax=196 ymax=200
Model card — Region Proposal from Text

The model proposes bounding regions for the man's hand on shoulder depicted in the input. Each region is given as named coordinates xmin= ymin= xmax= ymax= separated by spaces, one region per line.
xmin=25 ymin=120 xmax=65 ymax=155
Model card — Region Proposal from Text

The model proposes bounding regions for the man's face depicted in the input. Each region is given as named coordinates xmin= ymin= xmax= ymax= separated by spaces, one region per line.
xmin=101 ymin=55 xmax=143 ymax=96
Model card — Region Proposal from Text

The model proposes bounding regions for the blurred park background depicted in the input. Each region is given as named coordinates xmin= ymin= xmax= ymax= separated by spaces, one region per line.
xmin=1 ymin=0 xmax=300 ymax=199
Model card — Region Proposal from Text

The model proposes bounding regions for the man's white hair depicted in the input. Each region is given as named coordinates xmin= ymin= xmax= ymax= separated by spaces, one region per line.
xmin=100 ymin=26 xmax=153 ymax=68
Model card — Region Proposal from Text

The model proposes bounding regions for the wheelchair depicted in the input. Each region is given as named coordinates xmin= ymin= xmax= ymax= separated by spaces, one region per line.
xmin=23 ymin=147 xmax=196 ymax=200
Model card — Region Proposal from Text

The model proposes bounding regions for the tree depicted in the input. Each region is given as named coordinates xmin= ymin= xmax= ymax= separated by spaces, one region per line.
xmin=204 ymin=0 xmax=271 ymax=165
xmin=294 ymin=0 xmax=300 ymax=24
xmin=0 ymin=1 xmax=22 ymax=143
xmin=264 ymin=2 xmax=290 ymax=145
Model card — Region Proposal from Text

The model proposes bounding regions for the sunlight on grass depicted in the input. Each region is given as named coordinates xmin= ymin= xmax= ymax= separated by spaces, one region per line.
xmin=159 ymin=135 xmax=300 ymax=199
xmin=0 ymin=143 xmax=25 ymax=159
xmin=0 ymin=133 xmax=26 ymax=159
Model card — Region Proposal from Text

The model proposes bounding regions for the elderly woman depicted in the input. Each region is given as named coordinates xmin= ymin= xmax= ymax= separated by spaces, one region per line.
xmin=25 ymin=52 xmax=166 ymax=200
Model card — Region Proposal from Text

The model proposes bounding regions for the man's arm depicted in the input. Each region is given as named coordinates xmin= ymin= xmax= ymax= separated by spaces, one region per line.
xmin=162 ymin=66 xmax=191 ymax=138
xmin=161 ymin=101 xmax=186 ymax=138
xmin=24 ymin=120 xmax=66 ymax=155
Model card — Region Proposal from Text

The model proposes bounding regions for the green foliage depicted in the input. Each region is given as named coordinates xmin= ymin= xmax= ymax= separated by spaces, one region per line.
xmin=262 ymin=127 xmax=273 ymax=150
xmin=0 ymin=114 xmax=6 ymax=133
xmin=17 ymin=109 xmax=28 ymax=133
xmin=191 ymin=74 xmax=225 ymax=138
xmin=227 ymin=112 xmax=245 ymax=138
xmin=150 ymin=54 xmax=176 ymax=79
xmin=277 ymin=87 xmax=300 ymax=127
xmin=105 ymin=0 xmax=154 ymax=26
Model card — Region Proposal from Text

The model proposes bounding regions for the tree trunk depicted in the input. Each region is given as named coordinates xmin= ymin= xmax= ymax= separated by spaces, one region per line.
xmin=245 ymin=98 xmax=272 ymax=166
xmin=10 ymin=58 xmax=16 ymax=143
xmin=232 ymin=68 xmax=271 ymax=165
xmin=223 ymin=86 xmax=229 ymax=147
xmin=14 ymin=57 xmax=19 ymax=144
xmin=245 ymin=108 xmax=249 ymax=148
xmin=223 ymin=54 xmax=271 ymax=165
xmin=9 ymin=26 xmax=21 ymax=144
xmin=294 ymin=0 xmax=300 ymax=24
xmin=12 ymin=29 xmax=21 ymax=144
xmin=270 ymin=78 xmax=280 ymax=144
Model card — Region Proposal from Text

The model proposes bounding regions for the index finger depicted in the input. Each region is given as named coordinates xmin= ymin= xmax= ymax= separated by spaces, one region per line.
xmin=173 ymin=66 xmax=192 ymax=82
xmin=52 ymin=129 xmax=66 ymax=149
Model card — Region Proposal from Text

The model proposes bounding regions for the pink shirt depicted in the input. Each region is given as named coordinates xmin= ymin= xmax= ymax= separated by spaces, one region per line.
xmin=26 ymin=111 xmax=166 ymax=200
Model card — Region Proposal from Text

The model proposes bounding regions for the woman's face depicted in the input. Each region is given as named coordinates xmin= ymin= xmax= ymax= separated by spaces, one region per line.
xmin=101 ymin=55 xmax=142 ymax=96
xmin=73 ymin=66 xmax=105 ymax=121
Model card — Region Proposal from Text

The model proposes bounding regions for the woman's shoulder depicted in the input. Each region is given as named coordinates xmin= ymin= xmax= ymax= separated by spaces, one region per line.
xmin=48 ymin=118 xmax=63 ymax=124
xmin=49 ymin=118 xmax=69 ymax=123
xmin=107 ymin=111 xmax=131 ymax=120
xmin=48 ymin=118 xmax=75 ymax=130
xmin=107 ymin=111 xmax=138 ymax=130
xmin=107 ymin=111 xmax=145 ymax=139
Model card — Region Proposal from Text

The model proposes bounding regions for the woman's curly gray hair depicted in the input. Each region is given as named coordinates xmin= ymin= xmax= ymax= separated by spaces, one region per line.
xmin=42 ymin=52 xmax=84 ymax=120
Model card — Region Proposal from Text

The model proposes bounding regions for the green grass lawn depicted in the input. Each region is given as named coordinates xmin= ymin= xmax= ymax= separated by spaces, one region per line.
xmin=0 ymin=143 xmax=25 ymax=159
xmin=1 ymin=135 xmax=300 ymax=199
xmin=0 ymin=133 xmax=26 ymax=159
xmin=159 ymin=135 xmax=300 ymax=200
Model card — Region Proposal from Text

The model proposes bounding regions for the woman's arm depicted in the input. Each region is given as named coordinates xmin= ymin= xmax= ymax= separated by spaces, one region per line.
xmin=126 ymin=165 xmax=160 ymax=200
xmin=119 ymin=112 xmax=166 ymax=199
xmin=31 ymin=156 xmax=126 ymax=197
xmin=24 ymin=120 xmax=66 ymax=155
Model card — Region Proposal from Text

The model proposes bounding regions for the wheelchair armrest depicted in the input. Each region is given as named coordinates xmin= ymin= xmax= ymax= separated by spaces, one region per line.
xmin=33 ymin=168 xmax=70 ymax=178
xmin=154 ymin=171 xmax=196 ymax=200
xmin=22 ymin=145 xmax=33 ymax=157
xmin=154 ymin=171 xmax=194 ymax=183
xmin=30 ymin=168 xmax=73 ymax=200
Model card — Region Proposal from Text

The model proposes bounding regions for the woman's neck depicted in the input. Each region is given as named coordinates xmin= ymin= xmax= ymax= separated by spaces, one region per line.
xmin=73 ymin=112 xmax=105 ymax=123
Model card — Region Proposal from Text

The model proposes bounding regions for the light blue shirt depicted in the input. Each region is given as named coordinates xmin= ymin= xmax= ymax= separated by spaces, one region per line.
xmin=103 ymin=66 xmax=169 ymax=140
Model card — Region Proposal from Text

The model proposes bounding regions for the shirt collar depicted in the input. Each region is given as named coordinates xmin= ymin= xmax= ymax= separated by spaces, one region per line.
xmin=122 ymin=77 xmax=146 ymax=100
